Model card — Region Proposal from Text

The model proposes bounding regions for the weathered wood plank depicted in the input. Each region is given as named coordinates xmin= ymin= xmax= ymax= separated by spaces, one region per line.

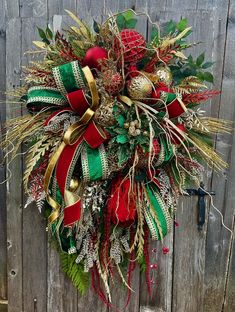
xmin=47 ymin=241 xmax=78 ymax=312
xmin=139 ymin=230 xmax=173 ymax=312
xmin=48 ymin=0 xmax=76 ymax=16
xmin=0 ymin=0 xmax=7 ymax=308
xmin=196 ymin=0 xmax=228 ymax=10
xmin=21 ymin=17 xmax=48 ymax=312
xmin=223 ymin=228 xmax=235 ymax=312
xmin=109 ymin=268 xmax=140 ymax=312
xmin=204 ymin=0 xmax=235 ymax=310
xmin=133 ymin=4 xmax=175 ymax=310
xmin=76 ymin=0 xmax=103 ymax=25
xmin=4 ymin=0 xmax=20 ymax=19
xmin=173 ymin=197 xmax=208 ymax=312
xmin=19 ymin=0 xmax=47 ymax=18
xmin=6 ymin=17 xmax=23 ymax=312
xmin=165 ymin=0 xmax=198 ymax=10
xmin=77 ymin=284 xmax=108 ymax=312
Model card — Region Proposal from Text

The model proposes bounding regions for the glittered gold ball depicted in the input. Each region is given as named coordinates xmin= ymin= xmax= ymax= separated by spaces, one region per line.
xmin=69 ymin=178 xmax=79 ymax=192
xmin=154 ymin=66 xmax=172 ymax=85
xmin=127 ymin=76 xmax=152 ymax=99
xmin=94 ymin=98 xmax=115 ymax=127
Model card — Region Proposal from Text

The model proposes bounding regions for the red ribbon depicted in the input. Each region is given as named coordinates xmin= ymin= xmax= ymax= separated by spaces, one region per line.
xmin=166 ymin=99 xmax=185 ymax=118
xmin=67 ymin=89 xmax=90 ymax=116
xmin=56 ymin=139 xmax=83 ymax=226
xmin=49 ymin=89 xmax=107 ymax=226
xmin=107 ymin=176 xmax=137 ymax=225
xmin=64 ymin=200 xmax=82 ymax=226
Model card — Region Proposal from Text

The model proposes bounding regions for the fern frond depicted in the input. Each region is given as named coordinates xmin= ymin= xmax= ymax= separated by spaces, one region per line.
xmin=60 ymin=252 xmax=89 ymax=295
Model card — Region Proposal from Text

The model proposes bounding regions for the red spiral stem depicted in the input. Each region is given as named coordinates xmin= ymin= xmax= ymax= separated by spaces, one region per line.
xmin=91 ymin=265 xmax=112 ymax=308
xmin=124 ymin=226 xmax=136 ymax=309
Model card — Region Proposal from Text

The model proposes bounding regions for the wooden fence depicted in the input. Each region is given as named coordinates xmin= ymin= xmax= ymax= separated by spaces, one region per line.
xmin=0 ymin=0 xmax=235 ymax=311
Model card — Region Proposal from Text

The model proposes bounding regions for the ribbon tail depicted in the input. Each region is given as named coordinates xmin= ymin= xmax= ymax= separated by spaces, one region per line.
xmin=44 ymin=141 xmax=66 ymax=225
xmin=64 ymin=190 xmax=82 ymax=226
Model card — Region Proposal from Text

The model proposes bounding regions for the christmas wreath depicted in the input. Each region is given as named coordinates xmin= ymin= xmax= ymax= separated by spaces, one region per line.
xmin=2 ymin=9 xmax=231 ymax=307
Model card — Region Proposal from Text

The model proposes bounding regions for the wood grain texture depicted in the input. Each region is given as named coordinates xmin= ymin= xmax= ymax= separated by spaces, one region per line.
xmin=47 ymin=241 xmax=78 ymax=312
xmin=172 ymin=197 xmax=207 ymax=312
xmin=19 ymin=0 xmax=47 ymax=17
xmin=76 ymin=0 xmax=104 ymax=24
xmin=4 ymin=0 xmax=20 ymax=19
xmin=6 ymin=17 xmax=23 ymax=312
xmin=48 ymin=0 xmax=76 ymax=16
xmin=0 ymin=0 xmax=7 ymax=306
xmin=21 ymin=17 xmax=48 ymax=312
xmin=204 ymin=0 xmax=235 ymax=310
xmin=223 ymin=229 xmax=235 ymax=312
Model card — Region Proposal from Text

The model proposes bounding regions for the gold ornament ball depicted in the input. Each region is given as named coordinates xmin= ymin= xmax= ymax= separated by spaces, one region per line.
xmin=94 ymin=98 xmax=115 ymax=127
xmin=69 ymin=178 xmax=79 ymax=192
xmin=127 ymin=76 xmax=152 ymax=99
xmin=154 ymin=66 xmax=172 ymax=85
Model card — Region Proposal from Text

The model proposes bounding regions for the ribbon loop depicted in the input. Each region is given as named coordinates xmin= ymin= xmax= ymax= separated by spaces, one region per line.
xmin=41 ymin=60 xmax=110 ymax=227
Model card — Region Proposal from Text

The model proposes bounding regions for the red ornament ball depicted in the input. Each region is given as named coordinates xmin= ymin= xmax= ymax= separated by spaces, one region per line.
xmin=83 ymin=47 xmax=108 ymax=70
xmin=104 ymin=71 xmax=123 ymax=95
xmin=114 ymin=29 xmax=146 ymax=63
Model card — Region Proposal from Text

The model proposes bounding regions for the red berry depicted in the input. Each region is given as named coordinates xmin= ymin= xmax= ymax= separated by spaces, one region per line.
xmin=162 ymin=246 xmax=169 ymax=254
xmin=150 ymin=263 xmax=158 ymax=269
xmin=174 ymin=220 xmax=179 ymax=227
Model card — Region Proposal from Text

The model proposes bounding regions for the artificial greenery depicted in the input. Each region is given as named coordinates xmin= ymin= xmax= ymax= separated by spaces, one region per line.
xmin=60 ymin=252 xmax=90 ymax=295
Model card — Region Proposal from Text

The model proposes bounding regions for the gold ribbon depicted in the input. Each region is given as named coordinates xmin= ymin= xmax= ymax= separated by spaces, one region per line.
xmin=82 ymin=66 xmax=99 ymax=109
xmin=118 ymin=95 xmax=133 ymax=106
xmin=45 ymin=66 xmax=99 ymax=226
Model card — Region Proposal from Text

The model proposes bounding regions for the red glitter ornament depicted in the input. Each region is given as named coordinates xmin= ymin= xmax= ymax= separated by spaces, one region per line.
xmin=104 ymin=71 xmax=123 ymax=95
xmin=83 ymin=47 xmax=108 ymax=70
xmin=114 ymin=29 xmax=146 ymax=63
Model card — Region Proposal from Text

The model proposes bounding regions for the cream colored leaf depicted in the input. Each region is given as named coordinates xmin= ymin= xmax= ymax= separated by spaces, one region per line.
xmin=172 ymin=50 xmax=188 ymax=59
xmin=32 ymin=41 xmax=46 ymax=49
xmin=65 ymin=10 xmax=91 ymax=39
